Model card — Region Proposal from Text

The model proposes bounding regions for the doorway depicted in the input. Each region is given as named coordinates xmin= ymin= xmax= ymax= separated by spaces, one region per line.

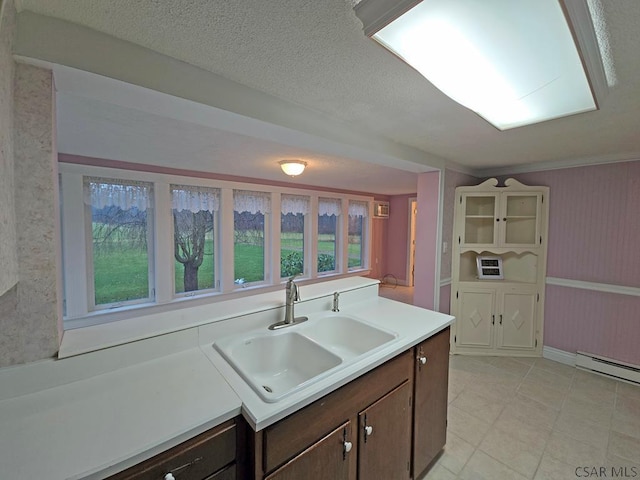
xmin=407 ymin=198 xmax=417 ymax=287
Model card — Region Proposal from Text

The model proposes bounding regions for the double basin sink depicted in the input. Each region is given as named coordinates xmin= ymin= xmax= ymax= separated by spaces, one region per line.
xmin=214 ymin=313 xmax=398 ymax=402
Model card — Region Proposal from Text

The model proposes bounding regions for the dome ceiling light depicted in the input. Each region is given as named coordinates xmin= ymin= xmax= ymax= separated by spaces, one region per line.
xmin=279 ymin=160 xmax=307 ymax=177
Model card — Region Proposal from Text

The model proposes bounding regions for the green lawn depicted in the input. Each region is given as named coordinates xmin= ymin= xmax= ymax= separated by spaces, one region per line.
xmin=93 ymin=232 xmax=364 ymax=304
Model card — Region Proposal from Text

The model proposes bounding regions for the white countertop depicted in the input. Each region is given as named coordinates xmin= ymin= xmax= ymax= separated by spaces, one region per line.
xmin=0 ymin=348 xmax=242 ymax=480
xmin=201 ymin=296 xmax=455 ymax=430
xmin=0 ymin=278 xmax=454 ymax=479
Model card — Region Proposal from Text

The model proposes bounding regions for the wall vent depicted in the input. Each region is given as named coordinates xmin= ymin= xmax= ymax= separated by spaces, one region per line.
xmin=373 ymin=201 xmax=390 ymax=218
xmin=575 ymin=351 xmax=640 ymax=385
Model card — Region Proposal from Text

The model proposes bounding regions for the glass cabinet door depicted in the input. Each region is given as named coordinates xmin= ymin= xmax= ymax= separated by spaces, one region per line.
xmin=461 ymin=194 xmax=498 ymax=246
xmin=501 ymin=194 xmax=541 ymax=246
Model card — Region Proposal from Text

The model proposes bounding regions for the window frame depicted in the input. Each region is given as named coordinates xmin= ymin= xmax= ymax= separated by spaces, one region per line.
xmin=170 ymin=184 xmax=221 ymax=298
xmin=59 ymin=163 xmax=373 ymax=329
xmin=347 ymin=200 xmax=370 ymax=272
xmin=84 ymin=177 xmax=157 ymax=312
xmin=280 ymin=193 xmax=311 ymax=280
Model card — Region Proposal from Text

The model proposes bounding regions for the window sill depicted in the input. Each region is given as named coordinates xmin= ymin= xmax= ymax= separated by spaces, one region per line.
xmin=59 ymin=273 xmax=376 ymax=358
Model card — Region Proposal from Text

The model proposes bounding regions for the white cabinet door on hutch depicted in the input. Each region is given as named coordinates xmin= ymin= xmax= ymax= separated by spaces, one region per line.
xmin=455 ymin=287 xmax=538 ymax=354
xmin=457 ymin=288 xmax=495 ymax=349
xmin=498 ymin=290 xmax=537 ymax=351
xmin=458 ymin=182 xmax=544 ymax=250
xmin=451 ymin=178 xmax=548 ymax=357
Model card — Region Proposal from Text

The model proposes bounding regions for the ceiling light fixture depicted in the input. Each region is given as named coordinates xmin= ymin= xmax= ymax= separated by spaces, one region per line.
xmin=279 ymin=160 xmax=307 ymax=176
xmin=354 ymin=0 xmax=605 ymax=130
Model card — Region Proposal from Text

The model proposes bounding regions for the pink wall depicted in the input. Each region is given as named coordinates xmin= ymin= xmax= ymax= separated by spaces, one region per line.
xmin=506 ymin=161 xmax=640 ymax=365
xmin=441 ymin=170 xmax=480 ymax=281
xmin=368 ymin=217 xmax=388 ymax=281
xmin=385 ymin=194 xmax=413 ymax=284
xmin=414 ymin=171 xmax=440 ymax=310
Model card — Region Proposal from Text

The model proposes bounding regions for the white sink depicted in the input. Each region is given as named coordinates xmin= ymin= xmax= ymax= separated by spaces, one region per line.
xmin=214 ymin=313 xmax=397 ymax=403
xmin=214 ymin=331 xmax=342 ymax=402
xmin=301 ymin=314 xmax=397 ymax=360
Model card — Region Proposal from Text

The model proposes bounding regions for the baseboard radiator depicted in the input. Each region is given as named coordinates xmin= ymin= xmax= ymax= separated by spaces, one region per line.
xmin=576 ymin=351 xmax=640 ymax=385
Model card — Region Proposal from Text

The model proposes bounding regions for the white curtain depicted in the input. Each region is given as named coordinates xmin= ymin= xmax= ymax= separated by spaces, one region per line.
xmin=234 ymin=190 xmax=271 ymax=214
xmin=171 ymin=185 xmax=220 ymax=212
xmin=281 ymin=194 xmax=310 ymax=215
xmin=84 ymin=177 xmax=152 ymax=211
xmin=318 ymin=198 xmax=341 ymax=217
xmin=349 ymin=200 xmax=368 ymax=218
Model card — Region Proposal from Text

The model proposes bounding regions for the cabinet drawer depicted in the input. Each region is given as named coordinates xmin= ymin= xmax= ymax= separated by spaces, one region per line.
xmin=109 ymin=419 xmax=237 ymax=480
xmin=263 ymin=350 xmax=412 ymax=474
xmin=205 ymin=463 xmax=236 ymax=480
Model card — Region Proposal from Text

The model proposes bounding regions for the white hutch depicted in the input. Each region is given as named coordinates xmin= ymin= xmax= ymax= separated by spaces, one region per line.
xmin=450 ymin=178 xmax=549 ymax=356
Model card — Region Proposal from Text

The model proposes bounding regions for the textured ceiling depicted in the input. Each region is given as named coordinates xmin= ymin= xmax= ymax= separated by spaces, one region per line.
xmin=14 ymin=0 xmax=640 ymax=181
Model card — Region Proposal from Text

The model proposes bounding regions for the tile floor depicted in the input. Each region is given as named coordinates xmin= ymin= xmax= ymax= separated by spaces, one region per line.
xmin=422 ymin=355 xmax=640 ymax=480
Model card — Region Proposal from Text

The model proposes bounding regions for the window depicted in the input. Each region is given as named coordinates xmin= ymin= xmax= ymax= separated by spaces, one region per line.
xmin=85 ymin=177 xmax=154 ymax=308
xmin=318 ymin=198 xmax=341 ymax=273
xmin=280 ymin=194 xmax=309 ymax=278
xmin=171 ymin=185 xmax=219 ymax=295
xmin=234 ymin=190 xmax=270 ymax=285
xmin=348 ymin=200 xmax=368 ymax=270
xmin=61 ymin=165 xmax=373 ymax=327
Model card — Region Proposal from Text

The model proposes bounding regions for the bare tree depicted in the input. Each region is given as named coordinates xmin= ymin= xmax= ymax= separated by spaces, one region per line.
xmin=173 ymin=210 xmax=213 ymax=292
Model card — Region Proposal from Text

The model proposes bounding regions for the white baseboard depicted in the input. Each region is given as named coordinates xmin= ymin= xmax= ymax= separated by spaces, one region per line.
xmin=576 ymin=351 xmax=640 ymax=385
xmin=542 ymin=346 xmax=576 ymax=367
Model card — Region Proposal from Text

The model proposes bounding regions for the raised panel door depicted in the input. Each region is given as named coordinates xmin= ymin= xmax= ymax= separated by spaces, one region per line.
xmin=497 ymin=290 xmax=537 ymax=350
xmin=358 ymin=381 xmax=412 ymax=480
xmin=413 ymin=328 xmax=450 ymax=478
xmin=265 ymin=421 xmax=354 ymax=480
xmin=457 ymin=289 xmax=495 ymax=348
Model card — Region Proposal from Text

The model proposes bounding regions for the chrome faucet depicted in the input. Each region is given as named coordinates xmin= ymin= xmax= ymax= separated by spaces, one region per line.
xmin=269 ymin=275 xmax=308 ymax=330
xmin=332 ymin=291 xmax=340 ymax=312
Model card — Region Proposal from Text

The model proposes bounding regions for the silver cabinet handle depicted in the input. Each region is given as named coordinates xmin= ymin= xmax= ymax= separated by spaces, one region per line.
xmin=364 ymin=425 xmax=373 ymax=436
xmin=418 ymin=356 xmax=427 ymax=365
xmin=343 ymin=441 xmax=353 ymax=453
xmin=164 ymin=474 xmax=175 ymax=480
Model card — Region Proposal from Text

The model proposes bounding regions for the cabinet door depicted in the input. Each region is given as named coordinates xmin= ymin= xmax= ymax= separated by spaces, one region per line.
xmin=413 ymin=328 xmax=450 ymax=478
xmin=497 ymin=290 xmax=537 ymax=350
xmin=457 ymin=289 xmax=495 ymax=348
xmin=459 ymin=194 xmax=498 ymax=247
xmin=358 ymin=381 xmax=412 ymax=480
xmin=500 ymin=193 xmax=542 ymax=247
xmin=265 ymin=422 xmax=354 ymax=480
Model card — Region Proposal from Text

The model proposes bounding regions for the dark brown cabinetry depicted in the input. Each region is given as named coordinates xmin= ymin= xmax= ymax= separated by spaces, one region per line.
xmin=264 ymin=421 xmax=353 ymax=480
xmin=358 ymin=381 xmax=412 ymax=480
xmin=412 ymin=327 xmax=450 ymax=478
xmin=108 ymin=418 xmax=243 ymax=480
xmin=253 ymin=327 xmax=451 ymax=480
xmin=255 ymin=351 xmax=413 ymax=480
xmin=109 ymin=327 xmax=450 ymax=480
